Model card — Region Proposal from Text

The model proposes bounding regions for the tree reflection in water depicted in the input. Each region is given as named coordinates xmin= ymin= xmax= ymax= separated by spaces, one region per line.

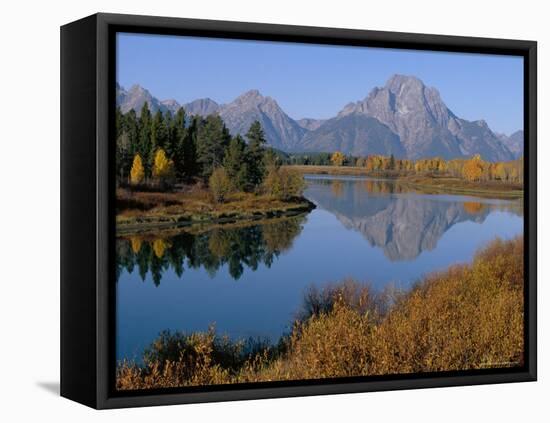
xmin=116 ymin=214 xmax=307 ymax=285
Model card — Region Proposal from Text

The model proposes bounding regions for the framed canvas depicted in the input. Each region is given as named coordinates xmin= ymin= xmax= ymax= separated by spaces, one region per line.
xmin=60 ymin=13 xmax=537 ymax=409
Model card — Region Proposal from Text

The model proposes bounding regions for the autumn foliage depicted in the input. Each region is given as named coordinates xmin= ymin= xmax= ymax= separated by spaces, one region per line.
xmin=152 ymin=148 xmax=175 ymax=186
xmin=263 ymin=167 xmax=306 ymax=200
xmin=462 ymin=154 xmax=484 ymax=181
xmin=209 ymin=167 xmax=233 ymax=203
xmin=330 ymin=151 xmax=346 ymax=166
xmin=351 ymin=153 xmax=523 ymax=184
xmin=129 ymin=154 xmax=145 ymax=185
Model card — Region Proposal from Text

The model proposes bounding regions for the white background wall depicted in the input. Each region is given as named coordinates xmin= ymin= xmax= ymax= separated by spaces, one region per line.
xmin=1 ymin=0 xmax=546 ymax=420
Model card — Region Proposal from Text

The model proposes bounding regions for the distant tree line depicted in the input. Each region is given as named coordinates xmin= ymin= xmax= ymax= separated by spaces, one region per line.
xmin=116 ymin=102 xmax=305 ymax=201
xmin=285 ymin=151 xmax=523 ymax=184
xmin=289 ymin=151 xmax=522 ymax=184
xmin=285 ymin=152 xmax=333 ymax=166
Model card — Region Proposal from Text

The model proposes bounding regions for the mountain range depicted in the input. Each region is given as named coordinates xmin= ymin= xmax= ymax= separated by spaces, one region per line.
xmin=116 ymin=75 xmax=523 ymax=161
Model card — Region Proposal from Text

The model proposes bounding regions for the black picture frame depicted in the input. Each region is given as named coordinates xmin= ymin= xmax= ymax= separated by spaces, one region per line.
xmin=61 ymin=12 xmax=537 ymax=409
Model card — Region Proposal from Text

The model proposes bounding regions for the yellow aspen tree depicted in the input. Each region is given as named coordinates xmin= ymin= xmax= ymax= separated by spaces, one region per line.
xmin=494 ymin=162 xmax=506 ymax=181
xmin=330 ymin=151 xmax=345 ymax=166
xmin=130 ymin=154 xmax=145 ymax=185
xmin=463 ymin=155 xmax=483 ymax=181
xmin=152 ymin=148 xmax=175 ymax=185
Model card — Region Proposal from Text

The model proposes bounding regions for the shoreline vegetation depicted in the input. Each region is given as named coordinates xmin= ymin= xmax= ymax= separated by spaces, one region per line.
xmin=116 ymin=187 xmax=315 ymax=235
xmin=116 ymin=235 xmax=524 ymax=390
xmin=287 ymin=165 xmax=523 ymax=199
xmin=283 ymin=151 xmax=523 ymax=199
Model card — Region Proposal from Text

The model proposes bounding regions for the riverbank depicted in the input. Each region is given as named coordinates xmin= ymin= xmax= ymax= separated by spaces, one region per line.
xmin=116 ymin=187 xmax=316 ymax=235
xmin=398 ymin=175 xmax=523 ymax=199
xmin=287 ymin=164 xmax=397 ymax=177
xmin=286 ymin=165 xmax=523 ymax=199
xmin=116 ymin=235 xmax=524 ymax=389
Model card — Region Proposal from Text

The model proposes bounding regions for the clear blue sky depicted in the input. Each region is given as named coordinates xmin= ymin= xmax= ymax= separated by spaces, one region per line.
xmin=117 ymin=32 xmax=523 ymax=135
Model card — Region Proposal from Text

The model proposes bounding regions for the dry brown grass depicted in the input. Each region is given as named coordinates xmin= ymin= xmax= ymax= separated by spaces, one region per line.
xmin=116 ymin=185 xmax=314 ymax=232
xmin=116 ymin=236 xmax=524 ymax=390
xmin=399 ymin=175 xmax=523 ymax=198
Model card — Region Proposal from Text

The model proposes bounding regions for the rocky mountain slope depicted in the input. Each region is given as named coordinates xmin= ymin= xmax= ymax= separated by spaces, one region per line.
xmin=296 ymin=118 xmax=326 ymax=131
xmin=299 ymin=113 xmax=405 ymax=157
xmin=217 ymin=90 xmax=306 ymax=151
xmin=117 ymin=83 xmax=171 ymax=115
xmin=324 ymin=75 xmax=513 ymax=161
xmin=183 ymin=98 xmax=221 ymax=116
xmin=497 ymin=130 xmax=524 ymax=158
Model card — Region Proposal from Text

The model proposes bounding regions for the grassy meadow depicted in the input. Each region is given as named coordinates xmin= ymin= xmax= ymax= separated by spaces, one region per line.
xmin=116 ymin=236 xmax=524 ymax=390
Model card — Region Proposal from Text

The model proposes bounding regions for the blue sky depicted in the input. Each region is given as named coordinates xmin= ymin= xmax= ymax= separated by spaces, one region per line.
xmin=117 ymin=33 xmax=524 ymax=135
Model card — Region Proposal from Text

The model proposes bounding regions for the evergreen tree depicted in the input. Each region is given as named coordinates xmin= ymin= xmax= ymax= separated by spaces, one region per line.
xmin=223 ymin=135 xmax=248 ymax=190
xmin=138 ymin=102 xmax=153 ymax=176
xmin=153 ymin=110 xmax=169 ymax=150
xmin=124 ymin=109 xmax=139 ymax=159
xmin=182 ymin=115 xmax=199 ymax=180
xmin=245 ymin=120 xmax=267 ymax=189
xmin=115 ymin=106 xmax=124 ymax=140
xmin=116 ymin=132 xmax=132 ymax=182
xmin=196 ymin=115 xmax=230 ymax=180
xmin=115 ymin=106 xmax=133 ymax=183
xmin=172 ymin=108 xmax=188 ymax=180
xmin=149 ymin=110 xmax=169 ymax=172
xmin=164 ymin=112 xmax=176 ymax=159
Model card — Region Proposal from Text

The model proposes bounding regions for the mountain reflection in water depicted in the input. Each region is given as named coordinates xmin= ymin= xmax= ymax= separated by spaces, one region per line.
xmin=304 ymin=176 xmax=522 ymax=261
